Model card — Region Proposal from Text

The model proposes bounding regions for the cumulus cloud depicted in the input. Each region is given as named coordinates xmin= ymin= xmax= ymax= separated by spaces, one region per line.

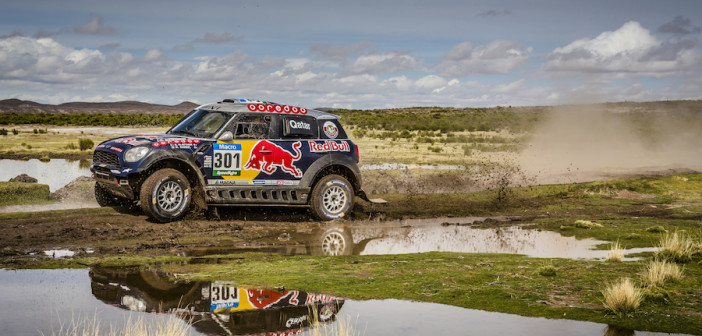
xmin=6 ymin=34 xmax=691 ymax=109
xmin=543 ymin=21 xmax=702 ymax=77
xmin=0 ymin=35 xmax=535 ymax=107
xmin=433 ymin=40 xmax=532 ymax=77
xmin=344 ymin=51 xmax=421 ymax=75
xmin=658 ymin=16 xmax=702 ymax=35
xmin=73 ymin=14 xmax=115 ymax=35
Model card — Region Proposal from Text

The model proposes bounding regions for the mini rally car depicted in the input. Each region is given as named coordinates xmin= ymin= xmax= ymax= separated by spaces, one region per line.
xmin=90 ymin=98 xmax=379 ymax=222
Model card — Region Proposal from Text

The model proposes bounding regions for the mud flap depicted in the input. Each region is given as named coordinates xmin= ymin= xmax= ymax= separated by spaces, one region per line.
xmin=357 ymin=190 xmax=387 ymax=204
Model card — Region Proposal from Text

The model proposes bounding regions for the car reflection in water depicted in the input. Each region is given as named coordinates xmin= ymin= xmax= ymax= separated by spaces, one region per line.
xmin=90 ymin=267 xmax=344 ymax=336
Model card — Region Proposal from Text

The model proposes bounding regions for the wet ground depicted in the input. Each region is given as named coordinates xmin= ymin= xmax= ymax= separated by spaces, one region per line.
xmin=0 ymin=212 xmax=655 ymax=265
xmin=0 ymin=268 xmax=690 ymax=336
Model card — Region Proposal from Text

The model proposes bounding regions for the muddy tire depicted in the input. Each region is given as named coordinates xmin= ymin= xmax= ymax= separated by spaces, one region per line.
xmin=140 ymin=168 xmax=191 ymax=223
xmin=310 ymin=175 xmax=354 ymax=221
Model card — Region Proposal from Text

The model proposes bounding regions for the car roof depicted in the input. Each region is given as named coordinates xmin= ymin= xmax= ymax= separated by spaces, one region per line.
xmin=196 ymin=98 xmax=340 ymax=120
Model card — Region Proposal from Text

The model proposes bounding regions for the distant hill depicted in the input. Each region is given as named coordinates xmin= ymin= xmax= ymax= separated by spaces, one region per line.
xmin=0 ymin=99 xmax=199 ymax=115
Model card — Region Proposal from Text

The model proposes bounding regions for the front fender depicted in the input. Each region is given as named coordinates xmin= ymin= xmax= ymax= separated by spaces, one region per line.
xmin=136 ymin=149 xmax=206 ymax=188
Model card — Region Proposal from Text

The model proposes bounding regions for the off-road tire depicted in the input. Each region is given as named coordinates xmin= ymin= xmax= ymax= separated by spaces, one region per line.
xmin=310 ymin=174 xmax=354 ymax=221
xmin=140 ymin=168 xmax=191 ymax=223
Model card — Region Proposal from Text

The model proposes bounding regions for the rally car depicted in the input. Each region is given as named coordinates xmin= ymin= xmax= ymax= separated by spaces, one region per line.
xmin=91 ymin=98 xmax=380 ymax=222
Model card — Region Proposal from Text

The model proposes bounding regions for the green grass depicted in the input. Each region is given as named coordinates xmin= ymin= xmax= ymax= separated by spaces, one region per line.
xmin=0 ymin=182 xmax=51 ymax=206
xmin=151 ymin=252 xmax=700 ymax=335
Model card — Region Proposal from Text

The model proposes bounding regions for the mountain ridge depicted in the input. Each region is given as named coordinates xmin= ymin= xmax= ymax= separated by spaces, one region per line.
xmin=0 ymin=99 xmax=199 ymax=115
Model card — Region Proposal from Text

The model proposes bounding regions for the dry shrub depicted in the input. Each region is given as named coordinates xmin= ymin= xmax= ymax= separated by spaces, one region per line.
xmin=308 ymin=303 xmax=362 ymax=336
xmin=42 ymin=313 xmax=192 ymax=336
xmin=643 ymin=260 xmax=683 ymax=287
xmin=655 ymin=231 xmax=696 ymax=263
xmin=602 ymin=278 xmax=643 ymax=315
xmin=606 ymin=240 xmax=624 ymax=262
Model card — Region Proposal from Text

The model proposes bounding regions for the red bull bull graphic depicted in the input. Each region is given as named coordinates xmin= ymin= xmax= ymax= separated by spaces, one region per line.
xmin=243 ymin=141 xmax=303 ymax=178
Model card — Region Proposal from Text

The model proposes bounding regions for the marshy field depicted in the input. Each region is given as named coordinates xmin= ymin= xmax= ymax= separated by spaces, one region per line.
xmin=0 ymin=100 xmax=701 ymax=335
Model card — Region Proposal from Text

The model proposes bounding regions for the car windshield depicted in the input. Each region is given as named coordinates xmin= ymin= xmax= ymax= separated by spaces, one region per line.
xmin=168 ymin=110 xmax=233 ymax=138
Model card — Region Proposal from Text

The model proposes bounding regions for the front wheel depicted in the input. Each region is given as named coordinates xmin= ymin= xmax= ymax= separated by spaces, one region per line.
xmin=140 ymin=168 xmax=191 ymax=223
xmin=310 ymin=175 xmax=354 ymax=221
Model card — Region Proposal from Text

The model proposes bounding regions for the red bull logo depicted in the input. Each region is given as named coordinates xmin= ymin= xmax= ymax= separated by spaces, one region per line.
xmin=244 ymin=141 xmax=303 ymax=178
xmin=308 ymin=140 xmax=350 ymax=153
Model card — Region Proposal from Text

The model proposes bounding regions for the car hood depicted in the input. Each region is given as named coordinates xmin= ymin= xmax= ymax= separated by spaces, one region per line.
xmin=96 ymin=134 xmax=204 ymax=153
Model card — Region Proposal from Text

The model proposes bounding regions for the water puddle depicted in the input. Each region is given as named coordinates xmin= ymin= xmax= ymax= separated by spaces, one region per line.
xmin=0 ymin=268 xmax=689 ymax=336
xmin=43 ymin=249 xmax=76 ymax=258
xmin=0 ymin=159 xmax=91 ymax=192
xmin=191 ymin=218 xmax=656 ymax=261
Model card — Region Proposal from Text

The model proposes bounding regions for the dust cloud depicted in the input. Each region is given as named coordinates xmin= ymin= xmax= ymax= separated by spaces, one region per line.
xmin=519 ymin=104 xmax=702 ymax=185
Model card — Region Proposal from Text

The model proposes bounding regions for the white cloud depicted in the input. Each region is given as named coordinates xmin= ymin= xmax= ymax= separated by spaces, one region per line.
xmin=345 ymin=51 xmax=421 ymax=75
xmin=2 ymin=34 xmax=698 ymax=109
xmin=415 ymin=75 xmax=447 ymax=90
xmin=433 ymin=40 xmax=532 ymax=77
xmin=543 ymin=21 xmax=702 ymax=77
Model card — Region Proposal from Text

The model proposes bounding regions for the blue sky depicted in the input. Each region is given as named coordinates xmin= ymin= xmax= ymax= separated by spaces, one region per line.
xmin=1 ymin=0 xmax=701 ymax=108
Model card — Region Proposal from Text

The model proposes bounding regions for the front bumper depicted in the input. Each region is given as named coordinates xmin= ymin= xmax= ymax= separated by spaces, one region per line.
xmin=92 ymin=166 xmax=136 ymax=199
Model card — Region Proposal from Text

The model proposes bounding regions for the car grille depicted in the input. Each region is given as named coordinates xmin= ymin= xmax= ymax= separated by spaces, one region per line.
xmin=93 ymin=150 xmax=121 ymax=169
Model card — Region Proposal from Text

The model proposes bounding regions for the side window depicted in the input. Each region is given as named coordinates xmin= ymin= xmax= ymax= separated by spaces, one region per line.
xmin=231 ymin=114 xmax=271 ymax=139
xmin=282 ymin=116 xmax=318 ymax=139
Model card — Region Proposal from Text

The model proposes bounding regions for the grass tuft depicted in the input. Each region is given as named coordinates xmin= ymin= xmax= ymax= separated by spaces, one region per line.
xmin=536 ymin=264 xmax=557 ymax=277
xmin=655 ymin=231 xmax=696 ymax=263
xmin=42 ymin=313 xmax=192 ymax=336
xmin=309 ymin=303 xmax=362 ymax=336
xmin=646 ymin=225 xmax=667 ymax=233
xmin=574 ymin=220 xmax=604 ymax=229
xmin=643 ymin=260 xmax=683 ymax=287
xmin=606 ymin=240 xmax=624 ymax=262
xmin=602 ymin=278 xmax=643 ymax=315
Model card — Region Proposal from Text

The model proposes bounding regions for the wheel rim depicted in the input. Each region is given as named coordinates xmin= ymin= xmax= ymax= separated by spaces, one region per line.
xmin=321 ymin=231 xmax=346 ymax=256
xmin=156 ymin=181 xmax=183 ymax=212
xmin=322 ymin=185 xmax=347 ymax=214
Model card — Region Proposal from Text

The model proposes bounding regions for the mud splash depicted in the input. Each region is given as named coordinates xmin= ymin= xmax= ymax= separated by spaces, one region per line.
xmin=519 ymin=105 xmax=702 ymax=185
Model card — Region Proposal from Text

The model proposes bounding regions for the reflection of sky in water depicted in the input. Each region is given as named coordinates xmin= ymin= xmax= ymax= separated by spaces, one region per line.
xmin=0 ymin=269 xmax=687 ymax=336
xmin=0 ymin=269 xmax=192 ymax=336
xmin=0 ymin=159 xmax=91 ymax=192
xmin=357 ymin=222 xmax=656 ymax=260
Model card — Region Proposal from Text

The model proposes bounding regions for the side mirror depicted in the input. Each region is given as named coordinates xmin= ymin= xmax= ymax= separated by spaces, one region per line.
xmin=218 ymin=131 xmax=234 ymax=141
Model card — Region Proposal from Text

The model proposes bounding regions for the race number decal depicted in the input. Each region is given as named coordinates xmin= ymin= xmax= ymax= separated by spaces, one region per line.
xmin=213 ymin=143 xmax=242 ymax=176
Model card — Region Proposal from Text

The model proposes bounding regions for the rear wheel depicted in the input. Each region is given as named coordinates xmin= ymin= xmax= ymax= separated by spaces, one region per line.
xmin=140 ymin=168 xmax=191 ymax=223
xmin=310 ymin=174 xmax=354 ymax=221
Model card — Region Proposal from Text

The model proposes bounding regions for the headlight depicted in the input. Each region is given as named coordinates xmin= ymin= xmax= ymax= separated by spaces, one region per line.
xmin=124 ymin=146 xmax=151 ymax=162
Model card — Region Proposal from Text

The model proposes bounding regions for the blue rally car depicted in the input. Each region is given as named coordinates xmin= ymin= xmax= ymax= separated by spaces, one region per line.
xmin=90 ymin=99 xmax=379 ymax=222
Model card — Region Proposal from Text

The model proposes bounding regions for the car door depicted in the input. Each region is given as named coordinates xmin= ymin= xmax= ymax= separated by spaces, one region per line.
xmin=204 ymin=113 xmax=316 ymax=186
